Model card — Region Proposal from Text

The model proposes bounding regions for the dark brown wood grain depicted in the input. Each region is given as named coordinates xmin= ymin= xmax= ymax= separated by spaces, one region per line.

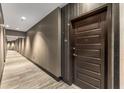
xmin=61 ymin=3 xmax=119 ymax=89
xmin=71 ymin=9 xmax=107 ymax=89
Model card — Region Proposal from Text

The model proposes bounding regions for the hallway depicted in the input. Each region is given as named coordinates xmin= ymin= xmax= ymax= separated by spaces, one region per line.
xmin=0 ymin=3 xmax=120 ymax=89
xmin=1 ymin=51 xmax=79 ymax=89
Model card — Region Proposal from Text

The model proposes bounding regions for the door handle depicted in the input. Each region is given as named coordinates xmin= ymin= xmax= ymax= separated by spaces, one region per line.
xmin=73 ymin=53 xmax=77 ymax=57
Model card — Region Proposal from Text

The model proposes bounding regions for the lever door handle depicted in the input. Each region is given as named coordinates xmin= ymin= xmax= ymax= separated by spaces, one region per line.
xmin=73 ymin=53 xmax=77 ymax=57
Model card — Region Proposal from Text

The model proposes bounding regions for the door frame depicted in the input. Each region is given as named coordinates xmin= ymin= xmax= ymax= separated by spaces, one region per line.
xmin=69 ymin=3 xmax=119 ymax=89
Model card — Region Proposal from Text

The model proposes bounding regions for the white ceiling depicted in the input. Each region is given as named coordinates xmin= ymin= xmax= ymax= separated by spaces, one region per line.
xmin=2 ymin=3 xmax=65 ymax=32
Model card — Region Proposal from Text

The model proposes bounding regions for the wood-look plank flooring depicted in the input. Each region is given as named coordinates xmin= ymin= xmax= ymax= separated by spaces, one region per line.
xmin=1 ymin=50 xmax=80 ymax=89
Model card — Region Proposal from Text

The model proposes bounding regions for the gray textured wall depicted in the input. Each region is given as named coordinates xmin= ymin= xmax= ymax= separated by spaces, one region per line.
xmin=0 ymin=4 xmax=5 ymax=83
xmin=0 ymin=27 xmax=5 ymax=82
xmin=15 ymin=8 xmax=61 ymax=77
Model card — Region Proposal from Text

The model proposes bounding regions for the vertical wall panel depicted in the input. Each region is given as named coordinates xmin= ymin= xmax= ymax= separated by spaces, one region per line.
xmin=61 ymin=6 xmax=65 ymax=80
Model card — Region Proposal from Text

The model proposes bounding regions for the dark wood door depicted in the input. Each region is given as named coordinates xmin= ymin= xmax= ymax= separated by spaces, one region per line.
xmin=71 ymin=9 xmax=107 ymax=89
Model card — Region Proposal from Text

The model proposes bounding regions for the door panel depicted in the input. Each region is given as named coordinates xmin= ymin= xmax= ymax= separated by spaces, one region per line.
xmin=77 ymin=60 xmax=101 ymax=73
xmin=72 ymin=10 xmax=107 ymax=89
xmin=74 ymin=29 xmax=102 ymax=37
xmin=76 ymin=44 xmax=102 ymax=50
xmin=76 ymin=35 xmax=101 ymax=44
xmin=76 ymin=23 xmax=100 ymax=33
xmin=77 ymin=72 xmax=101 ymax=88
xmin=77 ymin=49 xmax=101 ymax=58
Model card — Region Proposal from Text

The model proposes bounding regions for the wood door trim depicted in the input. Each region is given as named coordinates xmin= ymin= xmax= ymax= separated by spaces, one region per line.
xmin=112 ymin=4 xmax=120 ymax=89
xmin=70 ymin=4 xmax=119 ymax=89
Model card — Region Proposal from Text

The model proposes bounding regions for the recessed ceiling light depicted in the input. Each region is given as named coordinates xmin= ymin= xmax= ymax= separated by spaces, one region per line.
xmin=16 ymin=28 xmax=19 ymax=30
xmin=21 ymin=16 xmax=26 ymax=21
xmin=6 ymin=25 xmax=10 ymax=28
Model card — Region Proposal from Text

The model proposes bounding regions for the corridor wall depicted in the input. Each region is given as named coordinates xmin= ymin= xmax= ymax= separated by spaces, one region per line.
xmin=0 ymin=4 xmax=5 ymax=83
xmin=15 ymin=8 xmax=61 ymax=78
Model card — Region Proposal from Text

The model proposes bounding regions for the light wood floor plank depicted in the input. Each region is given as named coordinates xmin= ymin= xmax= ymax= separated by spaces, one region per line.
xmin=0 ymin=50 xmax=80 ymax=89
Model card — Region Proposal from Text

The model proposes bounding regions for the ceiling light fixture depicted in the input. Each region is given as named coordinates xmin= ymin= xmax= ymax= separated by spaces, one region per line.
xmin=21 ymin=16 xmax=26 ymax=21
xmin=16 ymin=28 xmax=19 ymax=30
xmin=6 ymin=25 xmax=10 ymax=28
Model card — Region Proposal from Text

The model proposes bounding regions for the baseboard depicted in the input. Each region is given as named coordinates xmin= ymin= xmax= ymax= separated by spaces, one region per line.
xmin=30 ymin=61 xmax=61 ymax=82
xmin=19 ymin=53 xmax=61 ymax=82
